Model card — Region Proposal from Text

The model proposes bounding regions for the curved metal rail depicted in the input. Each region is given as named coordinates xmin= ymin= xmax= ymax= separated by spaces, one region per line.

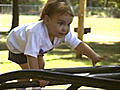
xmin=0 ymin=65 xmax=120 ymax=90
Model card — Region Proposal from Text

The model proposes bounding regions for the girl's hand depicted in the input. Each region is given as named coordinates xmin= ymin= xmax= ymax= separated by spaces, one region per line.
xmin=91 ymin=55 xmax=106 ymax=66
xmin=39 ymin=80 xmax=49 ymax=87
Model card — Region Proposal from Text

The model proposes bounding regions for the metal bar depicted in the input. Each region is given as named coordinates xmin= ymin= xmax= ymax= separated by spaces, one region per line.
xmin=66 ymin=84 xmax=82 ymax=90
xmin=0 ymin=69 xmax=120 ymax=89
xmin=0 ymin=81 xmax=69 ymax=89
xmin=46 ymin=65 xmax=120 ymax=74
xmin=88 ymin=73 xmax=120 ymax=80
xmin=0 ymin=81 xmax=39 ymax=89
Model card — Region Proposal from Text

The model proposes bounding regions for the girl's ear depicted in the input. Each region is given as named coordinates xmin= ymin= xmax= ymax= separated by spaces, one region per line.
xmin=43 ymin=15 xmax=50 ymax=25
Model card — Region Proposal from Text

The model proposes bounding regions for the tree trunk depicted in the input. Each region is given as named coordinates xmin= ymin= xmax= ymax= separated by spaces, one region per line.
xmin=76 ymin=0 xmax=86 ymax=58
xmin=9 ymin=0 xmax=19 ymax=32
xmin=88 ymin=0 xmax=92 ymax=7
xmin=105 ymin=0 xmax=108 ymax=7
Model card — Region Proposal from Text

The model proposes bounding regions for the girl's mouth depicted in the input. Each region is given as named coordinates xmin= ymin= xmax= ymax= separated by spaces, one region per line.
xmin=59 ymin=32 xmax=65 ymax=36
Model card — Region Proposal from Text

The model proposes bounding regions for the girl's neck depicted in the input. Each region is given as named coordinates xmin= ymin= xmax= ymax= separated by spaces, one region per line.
xmin=48 ymin=30 xmax=55 ymax=44
xmin=44 ymin=22 xmax=55 ymax=44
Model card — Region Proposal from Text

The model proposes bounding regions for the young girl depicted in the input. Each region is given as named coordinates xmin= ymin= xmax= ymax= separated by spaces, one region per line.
xmin=6 ymin=0 xmax=105 ymax=89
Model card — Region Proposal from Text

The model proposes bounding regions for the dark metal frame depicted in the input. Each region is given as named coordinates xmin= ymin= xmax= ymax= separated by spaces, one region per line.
xmin=0 ymin=65 xmax=120 ymax=90
xmin=74 ymin=27 xmax=91 ymax=34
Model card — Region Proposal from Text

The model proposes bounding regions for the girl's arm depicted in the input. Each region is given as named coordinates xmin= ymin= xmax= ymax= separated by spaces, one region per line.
xmin=75 ymin=42 xmax=105 ymax=66
xmin=26 ymin=55 xmax=49 ymax=87
xmin=26 ymin=55 xmax=39 ymax=69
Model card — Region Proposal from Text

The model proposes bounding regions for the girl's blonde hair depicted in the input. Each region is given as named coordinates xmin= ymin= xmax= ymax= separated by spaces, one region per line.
xmin=40 ymin=0 xmax=74 ymax=20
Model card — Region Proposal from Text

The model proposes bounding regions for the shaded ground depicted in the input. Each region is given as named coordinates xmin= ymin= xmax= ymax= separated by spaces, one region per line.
xmin=46 ymin=42 xmax=120 ymax=65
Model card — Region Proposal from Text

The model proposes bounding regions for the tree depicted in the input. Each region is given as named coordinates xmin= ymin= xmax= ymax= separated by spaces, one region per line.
xmin=18 ymin=0 xmax=44 ymax=5
xmin=116 ymin=0 xmax=120 ymax=8
xmin=0 ymin=0 xmax=12 ymax=4
xmin=9 ymin=0 xmax=46 ymax=32
xmin=10 ymin=0 xmax=19 ymax=31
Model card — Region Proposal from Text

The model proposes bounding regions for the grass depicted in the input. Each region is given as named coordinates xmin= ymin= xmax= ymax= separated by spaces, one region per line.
xmin=0 ymin=14 xmax=120 ymax=89
xmin=71 ymin=17 xmax=120 ymax=43
xmin=0 ymin=14 xmax=39 ymax=28
xmin=0 ymin=42 xmax=120 ymax=73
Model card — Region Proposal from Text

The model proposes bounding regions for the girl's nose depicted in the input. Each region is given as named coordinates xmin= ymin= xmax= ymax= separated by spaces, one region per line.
xmin=62 ymin=26 xmax=68 ymax=32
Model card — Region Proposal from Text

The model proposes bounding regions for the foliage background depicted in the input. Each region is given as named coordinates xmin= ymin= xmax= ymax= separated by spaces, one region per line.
xmin=0 ymin=0 xmax=120 ymax=18
xmin=0 ymin=0 xmax=120 ymax=8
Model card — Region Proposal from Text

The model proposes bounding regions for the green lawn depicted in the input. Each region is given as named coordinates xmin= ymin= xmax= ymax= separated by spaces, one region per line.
xmin=0 ymin=14 xmax=39 ymax=28
xmin=0 ymin=14 xmax=120 ymax=89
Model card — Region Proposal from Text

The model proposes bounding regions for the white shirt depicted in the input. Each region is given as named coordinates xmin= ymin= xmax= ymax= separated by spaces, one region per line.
xmin=6 ymin=21 xmax=82 ymax=58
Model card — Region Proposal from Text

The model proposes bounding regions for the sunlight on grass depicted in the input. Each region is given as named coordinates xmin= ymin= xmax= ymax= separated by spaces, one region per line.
xmin=19 ymin=15 xmax=39 ymax=25
xmin=44 ymin=47 xmax=92 ymax=69
xmin=44 ymin=84 xmax=71 ymax=89
xmin=0 ymin=50 xmax=92 ymax=74
xmin=45 ymin=59 xmax=90 ymax=69
xmin=44 ymin=85 xmax=103 ymax=90
xmin=0 ymin=51 xmax=21 ymax=74
xmin=0 ymin=14 xmax=12 ymax=28
xmin=0 ymin=14 xmax=39 ymax=28
xmin=71 ymin=17 xmax=120 ymax=43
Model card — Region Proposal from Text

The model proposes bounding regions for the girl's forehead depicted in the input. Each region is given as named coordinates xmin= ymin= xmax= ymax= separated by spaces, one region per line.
xmin=53 ymin=12 xmax=71 ymax=17
xmin=51 ymin=13 xmax=73 ymax=21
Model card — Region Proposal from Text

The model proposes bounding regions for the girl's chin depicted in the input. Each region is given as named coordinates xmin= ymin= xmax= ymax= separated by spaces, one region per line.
xmin=58 ymin=33 xmax=66 ymax=38
xmin=57 ymin=34 xmax=65 ymax=38
xmin=54 ymin=33 xmax=66 ymax=38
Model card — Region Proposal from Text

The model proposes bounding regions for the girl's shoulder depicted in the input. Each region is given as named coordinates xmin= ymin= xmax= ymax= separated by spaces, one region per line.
xmin=25 ymin=21 xmax=46 ymax=33
xmin=11 ymin=21 xmax=43 ymax=32
xmin=26 ymin=21 xmax=44 ymax=30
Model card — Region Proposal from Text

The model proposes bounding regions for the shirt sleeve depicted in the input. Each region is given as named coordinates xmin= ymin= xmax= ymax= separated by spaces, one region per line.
xmin=64 ymin=31 xmax=82 ymax=49
xmin=24 ymin=32 xmax=40 ymax=58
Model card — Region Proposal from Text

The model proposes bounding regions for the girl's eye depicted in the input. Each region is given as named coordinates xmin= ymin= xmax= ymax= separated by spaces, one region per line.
xmin=68 ymin=22 xmax=71 ymax=26
xmin=58 ymin=22 xmax=63 ymax=26
xmin=68 ymin=23 xmax=70 ymax=26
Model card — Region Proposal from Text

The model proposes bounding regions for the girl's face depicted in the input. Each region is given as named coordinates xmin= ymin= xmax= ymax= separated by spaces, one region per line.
xmin=44 ymin=13 xmax=73 ymax=38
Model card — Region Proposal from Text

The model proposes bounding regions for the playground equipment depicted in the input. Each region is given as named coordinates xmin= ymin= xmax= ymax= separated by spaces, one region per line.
xmin=74 ymin=27 xmax=91 ymax=34
xmin=0 ymin=65 xmax=120 ymax=90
